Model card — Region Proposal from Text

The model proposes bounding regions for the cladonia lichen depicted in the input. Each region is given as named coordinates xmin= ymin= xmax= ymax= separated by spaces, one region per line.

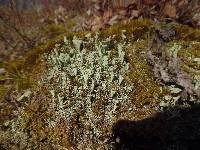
xmin=168 ymin=43 xmax=182 ymax=58
xmin=39 ymin=32 xmax=134 ymax=148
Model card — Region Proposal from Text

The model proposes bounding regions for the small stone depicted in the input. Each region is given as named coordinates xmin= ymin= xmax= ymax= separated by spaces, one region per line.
xmin=128 ymin=107 xmax=133 ymax=111
xmin=116 ymin=137 xmax=120 ymax=143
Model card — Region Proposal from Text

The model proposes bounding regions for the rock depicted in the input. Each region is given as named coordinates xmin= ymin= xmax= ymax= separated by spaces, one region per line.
xmin=128 ymin=108 xmax=133 ymax=111
xmin=0 ymin=68 xmax=6 ymax=74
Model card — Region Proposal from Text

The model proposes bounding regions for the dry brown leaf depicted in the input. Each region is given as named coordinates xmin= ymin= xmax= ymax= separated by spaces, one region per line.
xmin=91 ymin=24 xmax=104 ymax=31
xmin=142 ymin=0 xmax=157 ymax=5
xmin=131 ymin=10 xmax=140 ymax=18
xmin=193 ymin=10 xmax=200 ymax=27
xmin=178 ymin=0 xmax=188 ymax=8
xmin=93 ymin=16 xmax=103 ymax=25
xmin=118 ymin=9 xmax=127 ymax=16
xmin=91 ymin=16 xmax=105 ymax=30
xmin=103 ymin=9 xmax=113 ymax=21
xmin=163 ymin=2 xmax=177 ymax=18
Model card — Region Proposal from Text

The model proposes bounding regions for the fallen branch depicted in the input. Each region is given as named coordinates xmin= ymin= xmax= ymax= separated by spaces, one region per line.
xmin=146 ymin=23 xmax=200 ymax=103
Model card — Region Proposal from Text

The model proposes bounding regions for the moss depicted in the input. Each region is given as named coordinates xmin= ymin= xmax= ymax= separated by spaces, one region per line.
xmin=101 ymin=19 xmax=151 ymax=41
xmin=0 ymin=61 xmax=4 ymax=68
xmin=9 ymin=89 xmax=70 ymax=149
xmin=126 ymin=43 xmax=163 ymax=108
xmin=175 ymin=24 xmax=200 ymax=41
xmin=0 ymin=86 xmax=8 ymax=97
xmin=41 ymin=23 xmax=67 ymax=38
xmin=65 ymin=19 xmax=76 ymax=30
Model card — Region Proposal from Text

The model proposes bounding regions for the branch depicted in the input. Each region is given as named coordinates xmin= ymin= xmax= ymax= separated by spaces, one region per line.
xmin=0 ymin=14 xmax=33 ymax=48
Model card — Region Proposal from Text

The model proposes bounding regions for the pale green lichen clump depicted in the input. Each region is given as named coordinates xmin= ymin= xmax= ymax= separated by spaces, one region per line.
xmin=168 ymin=43 xmax=182 ymax=58
xmin=39 ymin=32 xmax=134 ymax=148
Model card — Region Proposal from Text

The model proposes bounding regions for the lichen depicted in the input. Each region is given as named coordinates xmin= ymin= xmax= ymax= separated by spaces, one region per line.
xmin=168 ymin=43 xmax=182 ymax=58
xmin=39 ymin=32 xmax=134 ymax=149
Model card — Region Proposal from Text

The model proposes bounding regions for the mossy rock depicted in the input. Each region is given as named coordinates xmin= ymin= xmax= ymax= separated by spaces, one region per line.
xmin=1 ymin=19 xmax=200 ymax=149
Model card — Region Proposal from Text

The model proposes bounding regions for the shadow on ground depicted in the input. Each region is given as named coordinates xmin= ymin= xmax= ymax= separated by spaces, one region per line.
xmin=111 ymin=105 xmax=200 ymax=150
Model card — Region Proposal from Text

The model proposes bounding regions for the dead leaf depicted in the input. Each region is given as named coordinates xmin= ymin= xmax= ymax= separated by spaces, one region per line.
xmin=108 ymin=15 xmax=120 ymax=25
xmin=86 ymin=9 xmax=92 ymax=16
xmin=91 ymin=16 xmax=105 ymax=30
xmin=176 ymin=73 xmax=196 ymax=96
xmin=103 ymin=9 xmax=113 ymax=22
xmin=131 ymin=9 xmax=140 ymax=18
xmin=142 ymin=0 xmax=157 ymax=5
xmin=163 ymin=2 xmax=177 ymax=18
xmin=94 ymin=3 xmax=101 ymax=10
xmin=193 ymin=11 xmax=200 ymax=27
xmin=118 ymin=9 xmax=127 ymax=16
xmin=178 ymin=0 xmax=188 ymax=8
